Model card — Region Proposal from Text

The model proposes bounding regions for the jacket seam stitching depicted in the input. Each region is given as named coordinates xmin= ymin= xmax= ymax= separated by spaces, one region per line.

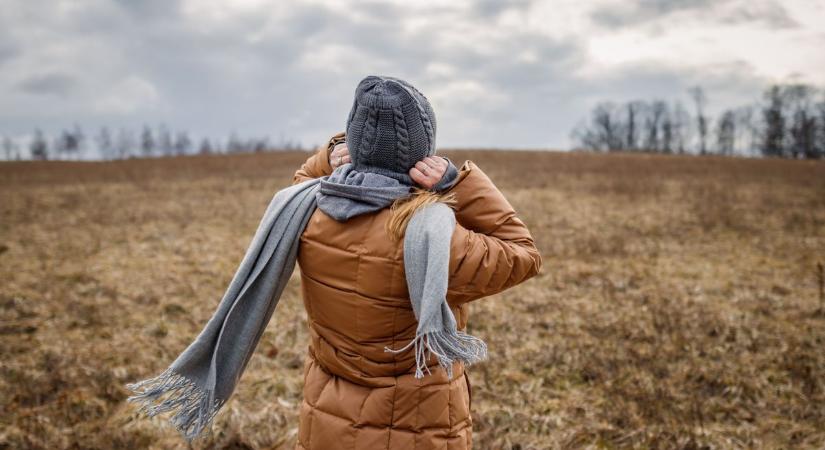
xmin=386 ymin=383 xmax=397 ymax=448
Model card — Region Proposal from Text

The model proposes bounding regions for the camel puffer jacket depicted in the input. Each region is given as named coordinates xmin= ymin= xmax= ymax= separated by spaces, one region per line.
xmin=291 ymin=132 xmax=542 ymax=450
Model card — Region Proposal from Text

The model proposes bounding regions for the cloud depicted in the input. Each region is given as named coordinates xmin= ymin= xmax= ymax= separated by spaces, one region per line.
xmin=719 ymin=1 xmax=799 ymax=28
xmin=592 ymin=0 xmax=718 ymax=28
xmin=470 ymin=0 xmax=536 ymax=20
xmin=592 ymin=0 xmax=799 ymax=30
xmin=16 ymin=73 xmax=79 ymax=97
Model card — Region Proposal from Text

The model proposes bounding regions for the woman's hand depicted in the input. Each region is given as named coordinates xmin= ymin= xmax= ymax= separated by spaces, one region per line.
xmin=329 ymin=142 xmax=351 ymax=170
xmin=410 ymin=156 xmax=449 ymax=190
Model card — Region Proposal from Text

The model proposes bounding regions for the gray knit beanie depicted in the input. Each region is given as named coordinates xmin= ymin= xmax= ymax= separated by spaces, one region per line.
xmin=345 ymin=75 xmax=437 ymax=185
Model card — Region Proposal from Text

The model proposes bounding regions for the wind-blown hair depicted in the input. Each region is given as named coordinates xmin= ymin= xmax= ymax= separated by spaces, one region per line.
xmin=386 ymin=188 xmax=457 ymax=242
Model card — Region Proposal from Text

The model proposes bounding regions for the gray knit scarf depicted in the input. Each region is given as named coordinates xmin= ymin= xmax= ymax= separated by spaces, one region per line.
xmin=125 ymin=164 xmax=486 ymax=442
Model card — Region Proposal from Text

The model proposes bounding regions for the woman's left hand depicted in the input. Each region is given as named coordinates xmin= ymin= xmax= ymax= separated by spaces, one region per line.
xmin=329 ymin=142 xmax=351 ymax=170
xmin=410 ymin=156 xmax=448 ymax=190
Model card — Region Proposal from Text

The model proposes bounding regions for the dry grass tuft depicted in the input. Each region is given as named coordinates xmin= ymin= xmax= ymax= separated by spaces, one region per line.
xmin=1 ymin=151 xmax=823 ymax=449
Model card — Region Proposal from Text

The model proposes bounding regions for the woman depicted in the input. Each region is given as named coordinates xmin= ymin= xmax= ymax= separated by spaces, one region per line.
xmin=126 ymin=75 xmax=541 ymax=449
xmin=291 ymin=76 xmax=543 ymax=449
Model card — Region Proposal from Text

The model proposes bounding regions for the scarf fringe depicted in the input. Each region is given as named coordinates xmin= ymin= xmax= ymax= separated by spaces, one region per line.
xmin=125 ymin=368 xmax=224 ymax=442
xmin=384 ymin=329 xmax=488 ymax=379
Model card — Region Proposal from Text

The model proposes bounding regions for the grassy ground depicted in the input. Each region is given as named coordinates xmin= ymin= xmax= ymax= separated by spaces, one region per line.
xmin=1 ymin=150 xmax=824 ymax=449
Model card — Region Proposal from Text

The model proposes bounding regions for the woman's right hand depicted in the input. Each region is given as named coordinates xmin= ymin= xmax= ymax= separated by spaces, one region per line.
xmin=410 ymin=156 xmax=450 ymax=190
xmin=329 ymin=142 xmax=351 ymax=170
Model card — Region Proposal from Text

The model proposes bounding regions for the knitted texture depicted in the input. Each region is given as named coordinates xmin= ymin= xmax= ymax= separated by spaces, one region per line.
xmin=345 ymin=76 xmax=437 ymax=185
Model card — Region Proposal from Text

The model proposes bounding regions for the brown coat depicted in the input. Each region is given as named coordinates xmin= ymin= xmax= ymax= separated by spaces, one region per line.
xmin=292 ymin=132 xmax=542 ymax=450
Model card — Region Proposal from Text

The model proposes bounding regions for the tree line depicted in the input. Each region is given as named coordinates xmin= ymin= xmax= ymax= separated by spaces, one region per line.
xmin=1 ymin=125 xmax=305 ymax=161
xmin=571 ymin=83 xmax=825 ymax=159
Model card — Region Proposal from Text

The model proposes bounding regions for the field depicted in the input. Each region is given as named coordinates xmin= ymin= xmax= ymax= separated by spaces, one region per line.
xmin=1 ymin=150 xmax=824 ymax=449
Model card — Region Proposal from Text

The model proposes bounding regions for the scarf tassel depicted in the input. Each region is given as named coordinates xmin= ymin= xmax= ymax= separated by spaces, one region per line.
xmin=385 ymin=329 xmax=488 ymax=379
xmin=125 ymin=368 xmax=224 ymax=442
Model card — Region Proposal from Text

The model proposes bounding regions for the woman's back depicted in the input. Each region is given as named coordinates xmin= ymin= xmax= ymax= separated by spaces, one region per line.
xmin=298 ymin=203 xmax=466 ymax=383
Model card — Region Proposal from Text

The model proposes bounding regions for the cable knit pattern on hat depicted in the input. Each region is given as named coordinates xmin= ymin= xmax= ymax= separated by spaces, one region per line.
xmin=345 ymin=75 xmax=438 ymax=185
xmin=392 ymin=106 xmax=410 ymax=173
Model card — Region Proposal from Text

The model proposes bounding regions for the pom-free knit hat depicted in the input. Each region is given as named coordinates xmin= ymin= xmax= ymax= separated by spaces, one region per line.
xmin=345 ymin=75 xmax=437 ymax=185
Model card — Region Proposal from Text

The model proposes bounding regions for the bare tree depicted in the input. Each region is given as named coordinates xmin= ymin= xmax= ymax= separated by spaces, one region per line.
xmin=30 ymin=129 xmax=49 ymax=160
xmin=141 ymin=125 xmax=155 ymax=157
xmin=761 ymin=85 xmax=786 ymax=157
xmin=785 ymin=84 xmax=817 ymax=159
xmin=174 ymin=131 xmax=192 ymax=156
xmin=689 ymin=86 xmax=709 ymax=155
xmin=661 ymin=106 xmax=674 ymax=154
xmin=643 ymin=100 xmax=666 ymax=152
xmin=199 ymin=138 xmax=213 ymax=155
xmin=572 ymin=102 xmax=625 ymax=151
xmin=625 ymin=101 xmax=642 ymax=150
xmin=56 ymin=128 xmax=82 ymax=160
xmin=2 ymin=136 xmax=17 ymax=160
xmin=715 ymin=110 xmax=736 ymax=156
xmin=817 ymin=99 xmax=825 ymax=159
xmin=252 ymin=137 xmax=270 ymax=153
xmin=791 ymin=108 xmax=817 ymax=159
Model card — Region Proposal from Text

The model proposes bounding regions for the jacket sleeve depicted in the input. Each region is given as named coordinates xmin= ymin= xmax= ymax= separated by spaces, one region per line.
xmin=292 ymin=131 xmax=345 ymax=185
xmin=444 ymin=160 xmax=543 ymax=306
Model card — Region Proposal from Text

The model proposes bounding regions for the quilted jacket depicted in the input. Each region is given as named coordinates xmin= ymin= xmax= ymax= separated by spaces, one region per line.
xmin=292 ymin=131 xmax=542 ymax=449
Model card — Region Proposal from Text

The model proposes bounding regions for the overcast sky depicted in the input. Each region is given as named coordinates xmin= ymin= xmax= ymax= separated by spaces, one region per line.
xmin=1 ymin=0 xmax=824 ymax=151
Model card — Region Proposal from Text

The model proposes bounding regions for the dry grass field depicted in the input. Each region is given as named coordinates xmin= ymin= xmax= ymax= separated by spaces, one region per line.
xmin=1 ymin=150 xmax=824 ymax=449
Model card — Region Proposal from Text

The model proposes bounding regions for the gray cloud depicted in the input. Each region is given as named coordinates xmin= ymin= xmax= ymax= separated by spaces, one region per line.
xmin=592 ymin=0 xmax=798 ymax=30
xmin=112 ymin=0 xmax=181 ymax=18
xmin=719 ymin=2 xmax=799 ymax=28
xmin=16 ymin=73 xmax=79 ymax=97
xmin=471 ymin=0 xmax=536 ymax=19
xmin=592 ymin=0 xmax=717 ymax=28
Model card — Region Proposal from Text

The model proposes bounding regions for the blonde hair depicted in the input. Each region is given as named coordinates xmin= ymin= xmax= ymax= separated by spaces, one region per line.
xmin=385 ymin=188 xmax=457 ymax=242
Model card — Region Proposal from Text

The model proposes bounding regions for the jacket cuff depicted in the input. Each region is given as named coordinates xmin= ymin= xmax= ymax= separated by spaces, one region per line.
xmin=329 ymin=131 xmax=346 ymax=148
xmin=432 ymin=156 xmax=459 ymax=192
xmin=320 ymin=132 xmax=346 ymax=175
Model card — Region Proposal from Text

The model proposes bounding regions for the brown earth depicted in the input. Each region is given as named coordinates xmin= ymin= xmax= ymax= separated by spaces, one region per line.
xmin=1 ymin=150 xmax=824 ymax=449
